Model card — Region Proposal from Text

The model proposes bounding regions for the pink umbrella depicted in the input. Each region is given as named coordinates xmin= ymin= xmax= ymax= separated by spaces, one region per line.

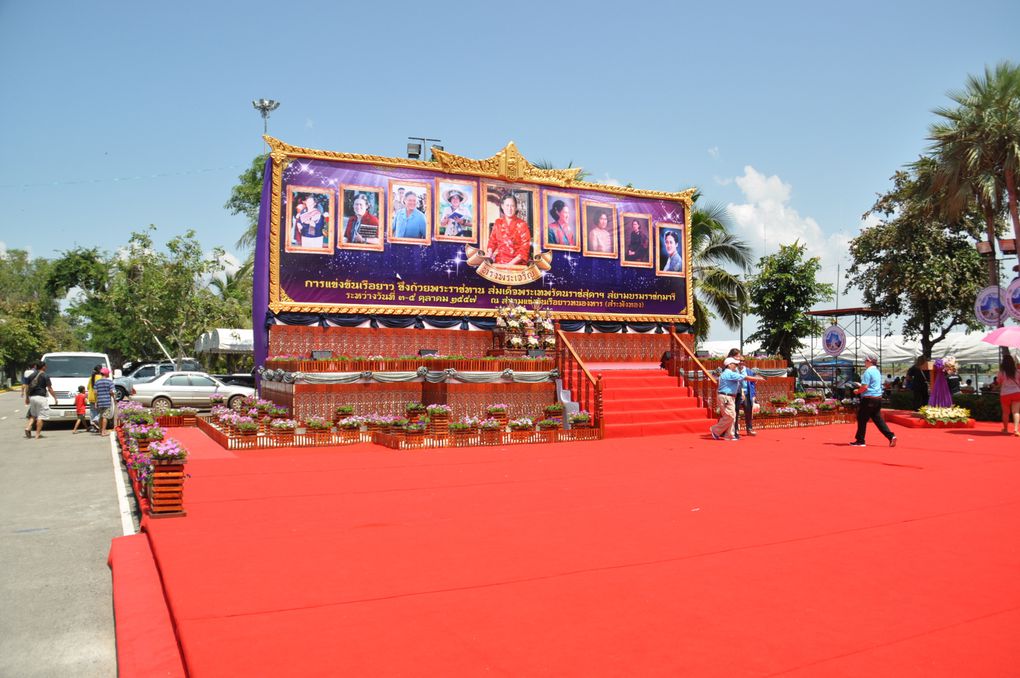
xmin=981 ymin=326 xmax=1020 ymax=347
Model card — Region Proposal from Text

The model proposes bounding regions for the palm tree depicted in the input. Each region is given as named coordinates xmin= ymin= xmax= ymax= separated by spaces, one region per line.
xmin=929 ymin=61 xmax=1020 ymax=280
xmin=689 ymin=200 xmax=753 ymax=340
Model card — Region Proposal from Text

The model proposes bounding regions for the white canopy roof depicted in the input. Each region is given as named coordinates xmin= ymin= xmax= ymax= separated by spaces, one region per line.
xmin=702 ymin=330 xmax=1000 ymax=366
xmin=194 ymin=328 xmax=254 ymax=354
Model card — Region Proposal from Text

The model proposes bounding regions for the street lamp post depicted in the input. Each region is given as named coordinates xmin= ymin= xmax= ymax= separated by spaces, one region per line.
xmin=252 ymin=99 xmax=280 ymax=150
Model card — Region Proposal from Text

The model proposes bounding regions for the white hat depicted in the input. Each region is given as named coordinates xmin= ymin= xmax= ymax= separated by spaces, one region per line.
xmin=723 ymin=357 xmax=741 ymax=366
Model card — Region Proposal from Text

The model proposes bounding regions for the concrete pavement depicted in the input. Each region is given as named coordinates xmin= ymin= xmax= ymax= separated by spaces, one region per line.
xmin=0 ymin=391 xmax=127 ymax=677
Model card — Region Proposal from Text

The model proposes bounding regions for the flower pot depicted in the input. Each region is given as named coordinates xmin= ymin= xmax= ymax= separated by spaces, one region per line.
xmin=147 ymin=460 xmax=186 ymax=518
xmin=428 ymin=414 xmax=450 ymax=436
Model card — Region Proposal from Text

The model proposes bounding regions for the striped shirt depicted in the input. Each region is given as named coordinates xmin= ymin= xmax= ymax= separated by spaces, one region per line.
xmin=94 ymin=378 xmax=114 ymax=408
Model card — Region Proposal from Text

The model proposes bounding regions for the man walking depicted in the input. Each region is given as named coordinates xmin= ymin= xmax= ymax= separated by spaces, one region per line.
xmin=93 ymin=367 xmax=116 ymax=437
xmin=23 ymin=361 xmax=58 ymax=439
xmin=850 ymin=354 xmax=897 ymax=447
xmin=711 ymin=357 xmax=763 ymax=441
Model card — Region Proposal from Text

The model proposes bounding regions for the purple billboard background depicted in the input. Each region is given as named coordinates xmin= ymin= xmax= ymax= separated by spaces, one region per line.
xmin=274 ymin=158 xmax=688 ymax=318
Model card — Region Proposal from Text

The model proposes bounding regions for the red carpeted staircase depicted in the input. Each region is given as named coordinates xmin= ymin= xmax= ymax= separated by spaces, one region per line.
xmin=595 ymin=366 xmax=716 ymax=438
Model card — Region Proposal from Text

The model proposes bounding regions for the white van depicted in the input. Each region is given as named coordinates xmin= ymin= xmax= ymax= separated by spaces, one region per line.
xmin=39 ymin=352 xmax=112 ymax=420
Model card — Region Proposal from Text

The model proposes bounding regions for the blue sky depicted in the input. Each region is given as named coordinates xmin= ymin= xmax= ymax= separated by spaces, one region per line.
xmin=1 ymin=0 xmax=1017 ymax=340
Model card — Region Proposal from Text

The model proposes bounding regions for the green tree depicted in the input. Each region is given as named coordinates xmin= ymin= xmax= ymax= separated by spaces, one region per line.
xmin=48 ymin=228 xmax=241 ymax=366
xmin=747 ymin=242 xmax=833 ymax=365
xmin=226 ymin=153 xmax=269 ymax=253
xmin=847 ymin=165 xmax=986 ymax=359
xmin=689 ymin=200 xmax=753 ymax=340
xmin=929 ymin=61 xmax=1020 ymax=280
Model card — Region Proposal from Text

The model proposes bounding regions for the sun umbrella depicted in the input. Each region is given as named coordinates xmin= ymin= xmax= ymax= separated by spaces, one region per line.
xmin=981 ymin=326 xmax=1020 ymax=347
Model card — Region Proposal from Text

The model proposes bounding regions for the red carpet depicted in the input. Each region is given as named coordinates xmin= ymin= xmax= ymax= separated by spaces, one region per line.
xmin=596 ymin=367 xmax=716 ymax=437
xmin=117 ymin=422 xmax=1020 ymax=676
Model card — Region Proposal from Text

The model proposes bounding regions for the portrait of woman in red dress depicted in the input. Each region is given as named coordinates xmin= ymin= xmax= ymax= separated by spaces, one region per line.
xmin=486 ymin=193 xmax=532 ymax=266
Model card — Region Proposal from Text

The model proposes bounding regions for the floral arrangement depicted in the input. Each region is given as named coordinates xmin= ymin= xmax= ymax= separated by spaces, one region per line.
xmin=791 ymin=397 xmax=806 ymax=407
xmin=148 ymin=439 xmax=189 ymax=461
xmin=235 ymin=416 xmax=259 ymax=433
xmin=804 ymin=389 xmax=823 ymax=400
xmin=303 ymin=416 xmax=332 ymax=430
xmin=121 ymin=408 xmax=154 ymax=425
xmin=426 ymin=404 xmax=452 ymax=416
xmin=127 ymin=423 xmax=162 ymax=440
xmin=119 ymin=400 xmax=145 ymax=413
xmin=391 ymin=417 xmax=410 ymax=428
xmin=404 ymin=422 xmax=427 ymax=433
xmin=796 ymin=404 xmax=819 ymax=416
xmin=209 ymin=392 xmax=226 ymax=404
xmin=840 ymin=397 xmax=858 ymax=407
xmin=178 ymin=407 xmax=199 ymax=416
xmin=486 ymin=403 xmax=509 ymax=414
xmin=460 ymin=416 xmax=480 ymax=428
xmin=776 ymin=407 xmax=797 ymax=417
xmin=269 ymin=406 xmax=290 ymax=418
xmin=128 ymin=450 xmax=152 ymax=486
xmin=495 ymin=302 xmax=555 ymax=349
xmin=449 ymin=421 xmax=472 ymax=432
xmin=337 ymin=416 xmax=363 ymax=430
xmin=544 ymin=402 xmax=565 ymax=412
xmin=405 ymin=401 xmax=426 ymax=413
xmin=537 ymin=418 xmax=561 ymax=429
xmin=940 ymin=356 xmax=958 ymax=374
xmin=569 ymin=411 xmax=591 ymax=424
xmin=817 ymin=400 xmax=837 ymax=412
xmin=508 ymin=417 xmax=534 ymax=431
xmin=918 ymin=405 xmax=970 ymax=424
xmin=270 ymin=418 xmax=298 ymax=431
xmin=335 ymin=405 xmax=355 ymax=416
xmin=769 ymin=396 xmax=789 ymax=406
xmin=792 ymin=391 xmax=807 ymax=399
xmin=479 ymin=417 xmax=503 ymax=431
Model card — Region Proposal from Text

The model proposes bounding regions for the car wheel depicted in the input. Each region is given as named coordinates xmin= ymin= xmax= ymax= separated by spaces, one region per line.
xmin=114 ymin=386 xmax=128 ymax=401
xmin=151 ymin=396 xmax=172 ymax=411
xmin=228 ymin=395 xmax=245 ymax=410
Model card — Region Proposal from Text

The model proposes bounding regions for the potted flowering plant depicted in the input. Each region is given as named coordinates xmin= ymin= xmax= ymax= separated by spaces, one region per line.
xmin=178 ymin=407 xmax=199 ymax=426
xmin=334 ymin=404 xmax=355 ymax=424
xmin=485 ymin=403 xmax=509 ymax=426
xmin=776 ymin=406 xmax=797 ymax=418
xmin=508 ymin=417 xmax=534 ymax=441
xmin=569 ymin=411 xmax=591 ymax=428
xmin=235 ymin=416 xmax=259 ymax=437
xmin=543 ymin=402 xmax=565 ymax=418
xmin=146 ymin=439 xmax=189 ymax=517
xmin=269 ymin=418 xmax=298 ymax=443
xmin=804 ymin=389 xmax=824 ymax=402
xmin=479 ymin=417 xmax=503 ymax=445
xmin=918 ymin=405 xmax=970 ymax=426
xmin=537 ymin=418 xmax=561 ymax=430
xmin=769 ymin=396 xmax=789 ymax=406
xmin=209 ymin=392 xmax=226 ymax=405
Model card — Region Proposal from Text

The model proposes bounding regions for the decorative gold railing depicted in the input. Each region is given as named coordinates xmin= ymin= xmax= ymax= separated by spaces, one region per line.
xmin=669 ymin=329 xmax=718 ymax=415
xmin=555 ymin=329 xmax=604 ymax=438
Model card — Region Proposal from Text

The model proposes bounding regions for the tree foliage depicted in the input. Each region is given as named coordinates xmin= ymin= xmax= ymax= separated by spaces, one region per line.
xmin=747 ymin=242 xmax=833 ymax=365
xmin=48 ymin=228 xmax=249 ymax=366
xmin=227 ymin=153 xmax=269 ymax=252
xmin=689 ymin=198 xmax=752 ymax=341
xmin=847 ymin=164 xmax=986 ymax=359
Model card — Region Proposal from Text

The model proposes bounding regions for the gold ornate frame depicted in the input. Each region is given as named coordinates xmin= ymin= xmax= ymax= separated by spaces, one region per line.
xmin=338 ymin=185 xmax=384 ymax=252
xmin=542 ymin=190 xmax=581 ymax=252
xmin=480 ymin=181 xmax=537 ymax=268
xmin=284 ymin=185 xmax=336 ymax=255
xmin=387 ymin=179 xmax=432 ymax=245
xmin=654 ymin=222 xmax=685 ymax=278
xmin=619 ymin=212 xmax=654 ymax=268
xmin=265 ymin=137 xmax=695 ymax=323
xmin=581 ymin=200 xmax=618 ymax=259
xmin=433 ymin=178 xmax=478 ymax=244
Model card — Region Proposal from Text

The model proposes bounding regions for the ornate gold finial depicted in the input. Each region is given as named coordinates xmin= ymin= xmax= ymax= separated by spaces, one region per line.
xmin=433 ymin=142 xmax=583 ymax=187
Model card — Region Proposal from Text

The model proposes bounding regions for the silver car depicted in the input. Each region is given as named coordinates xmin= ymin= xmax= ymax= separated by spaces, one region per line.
xmin=128 ymin=371 xmax=255 ymax=410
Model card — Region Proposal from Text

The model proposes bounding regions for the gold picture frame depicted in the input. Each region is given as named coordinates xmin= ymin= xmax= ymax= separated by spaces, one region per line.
xmin=387 ymin=179 xmax=431 ymax=245
xmin=542 ymin=190 xmax=581 ymax=252
xmin=284 ymin=185 xmax=336 ymax=255
xmin=434 ymin=179 xmax=478 ymax=243
xmin=619 ymin=212 xmax=653 ymax=268
xmin=655 ymin=222 xmax=685 ymax=277
xmin=480 ymin=182 xmax=537 ymax=268
xmin=581 ymin=200 xmax=618 ymax=258
xmin=339 ymin=185 xmax=384 ymax=252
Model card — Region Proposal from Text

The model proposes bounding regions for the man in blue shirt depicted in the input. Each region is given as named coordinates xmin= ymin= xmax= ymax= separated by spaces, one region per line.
xmin=393 ymin=191 xmax=427 ymax=240
xmin=850 ymin=354 xmax=896 ymax=447
xmin=710 ymin=357 xmax=764 ymax=441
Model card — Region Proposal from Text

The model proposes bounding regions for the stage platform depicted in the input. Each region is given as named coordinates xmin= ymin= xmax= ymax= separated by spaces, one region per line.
xmin=109 ymin=422 xmax=1020 ymax=677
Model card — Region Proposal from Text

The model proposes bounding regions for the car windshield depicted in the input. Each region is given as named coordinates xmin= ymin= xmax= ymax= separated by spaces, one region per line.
xmin=44 ymin=356 xmax=103 ymax=378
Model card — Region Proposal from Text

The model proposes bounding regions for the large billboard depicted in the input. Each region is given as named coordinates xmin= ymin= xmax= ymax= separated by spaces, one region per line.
xmin=264 ymin=138 xmax=694 ymax=323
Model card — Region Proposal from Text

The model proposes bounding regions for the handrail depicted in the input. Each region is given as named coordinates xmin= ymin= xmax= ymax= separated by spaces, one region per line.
xmin=668 ymin=328 xmax=718 ymax=417
xmin=668 ymin=329 xmax=718 ymax=385
xmin=555 ymin=328 xmax=604 ymax=438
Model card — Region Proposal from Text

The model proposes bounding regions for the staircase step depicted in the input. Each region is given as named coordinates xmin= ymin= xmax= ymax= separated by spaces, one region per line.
xmin=602 ymin=386 xmax=694 ymax=400
xmin=603 ymin=398 xmax=702 ymax=412
xmin=604 ymin=419 xmax=717 ymax=438
xmin=603 ymin=408 xmax=712 ymax=424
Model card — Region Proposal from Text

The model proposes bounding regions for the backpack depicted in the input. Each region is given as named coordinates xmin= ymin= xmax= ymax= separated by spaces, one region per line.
xmin=87 ymin=375 xmax=97 ymax=404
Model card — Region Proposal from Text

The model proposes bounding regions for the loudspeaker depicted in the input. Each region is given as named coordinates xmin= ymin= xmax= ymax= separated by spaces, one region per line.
xmin=418 ymin=349 xmax=438 ymax=357
xmin=311 ymin=350 xmax=332 ymax=360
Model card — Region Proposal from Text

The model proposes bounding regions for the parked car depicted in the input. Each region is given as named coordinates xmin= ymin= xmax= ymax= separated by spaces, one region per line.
xmin=128 ymin=371 xmax=255 ymax=410
xmin=114 ymin=358 xmax=204 ymax=400
xmin=40 ymin=352 xmax=112 ymax=420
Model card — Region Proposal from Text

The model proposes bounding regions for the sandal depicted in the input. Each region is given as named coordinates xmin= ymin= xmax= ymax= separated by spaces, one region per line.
xmin=23 ymin=430 xmax=31 ymax=439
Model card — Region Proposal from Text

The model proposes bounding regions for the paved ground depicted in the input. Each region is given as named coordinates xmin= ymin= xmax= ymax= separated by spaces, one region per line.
xmin=0 ymin=391 xmax=129 ymax=678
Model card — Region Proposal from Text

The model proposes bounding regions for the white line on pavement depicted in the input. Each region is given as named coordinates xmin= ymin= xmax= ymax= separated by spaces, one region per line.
xmin=109 ymin=433 xmax=135 ymax=536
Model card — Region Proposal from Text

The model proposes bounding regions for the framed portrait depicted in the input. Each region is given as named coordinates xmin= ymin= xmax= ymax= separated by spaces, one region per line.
xmin=284 ymin=186 xmax=336 ymax=255
xmin=339 ymin=185 xmax=384 ymax=251
xmin=619 ymin=212 xmax=653 ymax=268
xmin=581 ymin=200 xmax=618 ymax=258
xmin=655 ymin=222 xmax=685 ymax=277
xmin=481 ymin=182 xmax=536 ymax=267
xmin=542 ymin=191 xmax=581 ymax=252
xmin=434 ymin=179 xmax=478 ymax=243
xmin=387 ymin=180 xmax=431 ymax=245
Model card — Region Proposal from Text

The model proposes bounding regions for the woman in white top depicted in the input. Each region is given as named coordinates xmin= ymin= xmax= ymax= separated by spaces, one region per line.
xmin=997 ymin=349 xmax=1020 ymax=435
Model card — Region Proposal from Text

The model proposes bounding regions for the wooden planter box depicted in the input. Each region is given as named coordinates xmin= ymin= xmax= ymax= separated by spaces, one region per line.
xmin=147 ymin=460 xmax=186 ymax=518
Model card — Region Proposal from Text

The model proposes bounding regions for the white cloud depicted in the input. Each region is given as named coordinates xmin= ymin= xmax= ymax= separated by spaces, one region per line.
xmin=707 ymin=146 xmax=720 ymax=158
xmin=0 ymin=241 xmax=7 ymax=259
xmin=713 ymin=176 xmax=733 ymax=186
xmin=305 ymin=118 xmax=315 ymax=129
xmin=725 ymin=165 xmax=861 ymax=307
xmin=594 ymin=173 xmax=623 ymax=187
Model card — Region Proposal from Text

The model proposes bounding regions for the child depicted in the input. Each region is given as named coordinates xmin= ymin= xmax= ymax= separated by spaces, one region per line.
xmin=72 ymin=385 xmax=88 ymax=434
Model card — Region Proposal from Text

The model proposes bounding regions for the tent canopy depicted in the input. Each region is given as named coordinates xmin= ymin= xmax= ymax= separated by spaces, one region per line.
xmin=702 ymin=331 xmax=1001 ymax=366
xmin=195 ymin=329 xmax=254 ymax=355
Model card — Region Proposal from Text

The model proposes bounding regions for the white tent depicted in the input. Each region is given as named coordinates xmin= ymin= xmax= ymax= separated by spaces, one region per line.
xmin=194 ymin=328 xmax=254 ymax=355
xmin=702 ymin=331 xmax=1000 ymax=366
